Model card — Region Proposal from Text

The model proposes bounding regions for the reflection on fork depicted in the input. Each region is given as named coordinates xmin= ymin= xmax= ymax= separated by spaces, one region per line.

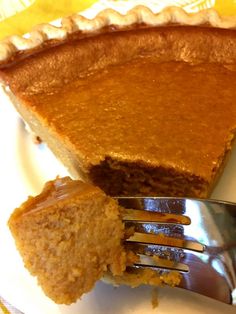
xmin=118 ymin=197 xmax=236 ymax=305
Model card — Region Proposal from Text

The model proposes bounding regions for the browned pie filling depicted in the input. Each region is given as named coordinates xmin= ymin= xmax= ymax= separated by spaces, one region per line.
xmin=24 ymin=58 xmax=236 ymax=196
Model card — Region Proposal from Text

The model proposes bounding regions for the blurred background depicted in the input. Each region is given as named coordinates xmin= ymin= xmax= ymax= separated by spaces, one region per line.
xmin=0 ymin=0 xmax=236 ymax=40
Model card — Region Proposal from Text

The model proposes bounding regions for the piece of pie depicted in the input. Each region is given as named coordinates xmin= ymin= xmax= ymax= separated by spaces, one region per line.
xmin=0 ymin=6 xmax=236 ymax=197
xmin=8 ymin=176 xmax=181 ymax=304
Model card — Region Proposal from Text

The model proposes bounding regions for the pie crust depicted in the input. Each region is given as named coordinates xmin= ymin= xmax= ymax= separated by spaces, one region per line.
xmin=0 ymin=6 xmax=236 ymax=66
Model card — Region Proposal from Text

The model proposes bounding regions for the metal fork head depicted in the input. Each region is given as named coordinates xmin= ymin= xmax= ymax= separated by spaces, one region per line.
xmin=116 ymin=197 xmax=236 ymax=305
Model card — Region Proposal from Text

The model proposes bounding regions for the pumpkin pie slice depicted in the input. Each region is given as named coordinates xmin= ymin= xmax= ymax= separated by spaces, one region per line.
xmin=8 ymin=176 xmax=128 ymax=304
xmin=1 ymin=6 xmax=236 ymax=197
xmin=8 ymin=176 xmax=181 ymax=304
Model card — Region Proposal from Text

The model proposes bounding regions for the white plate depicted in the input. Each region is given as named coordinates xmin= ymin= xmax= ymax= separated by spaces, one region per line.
xmin=0 ymin=2 xmax=235 ymax=313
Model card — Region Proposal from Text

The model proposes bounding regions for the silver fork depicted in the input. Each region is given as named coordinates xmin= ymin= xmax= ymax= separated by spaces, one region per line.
xmin=117 ymin=197 xmax=236 ymax=305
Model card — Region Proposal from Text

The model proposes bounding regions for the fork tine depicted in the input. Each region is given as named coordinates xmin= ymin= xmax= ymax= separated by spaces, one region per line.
xmin=132 ymin=254 xmax=189 ymax=272
xmin=117 ymin=197 xmax=187 ymax=214
xmin=128 ymin=249 xmax=233 ymax=304
xmin=126 ymin=232 xmax=205 ymax=252
xmin=122 ymin=208 xmax=191 ymax=225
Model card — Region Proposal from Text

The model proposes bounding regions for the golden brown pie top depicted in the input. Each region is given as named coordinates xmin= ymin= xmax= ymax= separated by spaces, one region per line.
xmin=18 ymin=57 xmax=236 ymax=181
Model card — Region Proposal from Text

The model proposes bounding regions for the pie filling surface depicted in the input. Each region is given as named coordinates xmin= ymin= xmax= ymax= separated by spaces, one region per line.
xmin=18 ymin=56 xmax=236 ymax=195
